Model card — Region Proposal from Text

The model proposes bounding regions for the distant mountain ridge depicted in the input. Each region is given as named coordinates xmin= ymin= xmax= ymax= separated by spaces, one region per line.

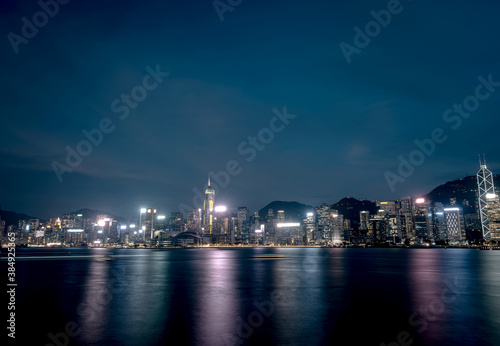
xmin=0 ymin=210 xmax=37 ymax=228
xmin=258 ymin=201 xmax=314 ymax=221
xmin=425 ymin=174 xmax=500 ymax=213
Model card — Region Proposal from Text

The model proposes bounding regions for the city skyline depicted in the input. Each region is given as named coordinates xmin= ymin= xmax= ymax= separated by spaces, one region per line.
xmin=1 ymin=0 xmax=500 ymax=220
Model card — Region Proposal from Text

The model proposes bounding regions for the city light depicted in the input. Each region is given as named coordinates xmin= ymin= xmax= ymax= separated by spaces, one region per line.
xmin=97 ymin=220 xmax=106 ymax=227
xmin=486 ymin=193 xmax=497 ymax=199
xmin=120 ymin=225 xmax=127 ymax=230
xmin=129 ymin=224 xmax=136 ymax=228
xmin=277 ymin=223 xmax=301 ymax=228
xmin=416 ymin=198 xmax=425 ymax=204
xmin=93 ymin=240 xmax=101 ymax=244
xmin=215 ymin=206 xmax=227 ymax=212
xmin=140 ymin=208 xmax=147 ymax=213
xmin=444 ymin=208 xmax=460 ymax=211
xmin=104 ymin=218 xmax=111 ymax=222
xmin=255 ymin=230 xmax=263 ymax=233
xmin=98 ymin=230 xmax=103 ymax=234
xmin=67 ymin=229 xmax=84 ymax=233
xmin=157 ymin=215 xmax=166 ymax=220
xmin=307 ymin=212 xmax=314 ymax=217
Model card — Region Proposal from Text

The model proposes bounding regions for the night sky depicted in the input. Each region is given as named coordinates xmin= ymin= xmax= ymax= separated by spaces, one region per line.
xmin=1 ymin=0 xmax=499 ymax=219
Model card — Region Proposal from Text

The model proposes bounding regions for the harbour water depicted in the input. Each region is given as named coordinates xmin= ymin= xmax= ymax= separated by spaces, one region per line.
xmin=8 ymin=247 xmax=500 ymax=345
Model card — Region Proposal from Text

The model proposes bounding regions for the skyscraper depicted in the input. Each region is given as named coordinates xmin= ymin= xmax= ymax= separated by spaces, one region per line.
xmin=477 ymin=155 xmax=498 ymax=241
xmin=202 ymin=175 xmax=215 ymax=235
xmin=237 ymin=207 xmax=249 ymax=243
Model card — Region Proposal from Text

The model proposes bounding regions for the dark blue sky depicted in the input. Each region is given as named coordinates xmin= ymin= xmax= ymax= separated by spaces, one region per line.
xmin=1 ymin=0 xmax=499 ymax=219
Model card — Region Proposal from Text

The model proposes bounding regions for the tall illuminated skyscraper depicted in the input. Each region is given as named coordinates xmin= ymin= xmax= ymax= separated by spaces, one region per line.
xmin=202 ymin=175 xmax=215 ymax=235
xmin=477 ymin=155 xmax=497 ymax=241
xmin=145 ymin=208 xmax=157 ymax=240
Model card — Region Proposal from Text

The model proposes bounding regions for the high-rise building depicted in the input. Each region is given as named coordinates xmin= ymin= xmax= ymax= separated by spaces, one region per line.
xmin=331 ymin=210 xmax=344 ymax=244
xmin=203 ymin=176 xmax=215 ymax=235
xmin=303 ymin=212 xmax=315 ymax=244
xmin=144 ymin=209 xmax=157 ymax=240
xmin=486 ymin=195 xmax=500 ymax=240
xmin=413 ymin=198 xmax=432 ymax=241
xmin=444 ymin=207 xmax=465 ymax=244
xmin=187 ymin=209 xmax=200 ymax=233
xmin=168 ymin=212 xmax=184 ymax=233
xmin=477 ymin=156 xmax=498 ymax=241
xmin=237 ymin=207 xmax=249 ymax=243
xmin=433 ymin=203 xmax=447 ymax=241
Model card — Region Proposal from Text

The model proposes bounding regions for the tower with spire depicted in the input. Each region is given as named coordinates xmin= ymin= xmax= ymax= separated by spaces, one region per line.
xmin=477 ymin=155 xmax=500 ymax=241
xmin=202 ymin=174 xmax=216 ymax=235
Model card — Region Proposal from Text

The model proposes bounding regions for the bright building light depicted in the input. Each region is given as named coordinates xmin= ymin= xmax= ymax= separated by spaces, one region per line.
xmin=444 ymin=208 xmax=460 ymax=211
xmin=215 ymin=206 xmax=227 ymax=212
xmin=277 ymin=223 xmax=301 ymax=228
xmin=97 ymin=220 xmax=105 ymax=227
xmin=307 ymin=212 xmax=314 ymax=217
xmin=129 ymin=224 xmax=136 ymax=228
xmin=68 ymin=229 xmax=84 ymax=233
xmin=104 ymin=218 xmax=111 ymax=222
xmin=380 ymin=202 xmax=388 ymax=205
xmin=486 ymin=193 xmax=497 ymax=199
xmin=157 ymin=215 xmax=166 ymax=220
xmin=416 ymin=198 xmax=425 ymax=204
xmin=140 ymin=208 xmax=147 ymax=213
xmin=142 ymin=226 xmax=146 ymax=231
xmin=436 ymin=212 xmax=444 ymax=215
xmin=98 ymin=230 xmax=103 ymax=234
xmin=255 ymin=230 xmax=263 ymax=233
xmin=94 ymin=240 xmax=101 ymax=244
xmin=120 ymin=225 xmax=127 ymax=230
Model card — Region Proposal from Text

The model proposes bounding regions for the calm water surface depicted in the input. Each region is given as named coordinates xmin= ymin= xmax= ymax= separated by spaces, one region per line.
xmin=7 ymin=247 xmax=500 ymax=345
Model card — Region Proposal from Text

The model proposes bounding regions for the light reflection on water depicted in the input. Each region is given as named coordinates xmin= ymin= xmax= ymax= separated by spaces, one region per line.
xmin=11 ymin=248 xmax=500 ymax=345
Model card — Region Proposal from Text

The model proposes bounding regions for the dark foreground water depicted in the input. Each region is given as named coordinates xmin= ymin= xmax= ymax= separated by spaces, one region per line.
xmin=4 ymin=247 xmax=500 ymax=345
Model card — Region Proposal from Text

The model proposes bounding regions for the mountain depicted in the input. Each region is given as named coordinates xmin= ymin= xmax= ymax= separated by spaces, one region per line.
xmin=331 ymin=197 xmax=378 ymax=225
xmin=0 ymin=210 xmax=37 ymax=227
xmin=425 ymin=174 xmax=500 ymax=213
xmin=258 ymin=201 xmax=314 ymax=221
